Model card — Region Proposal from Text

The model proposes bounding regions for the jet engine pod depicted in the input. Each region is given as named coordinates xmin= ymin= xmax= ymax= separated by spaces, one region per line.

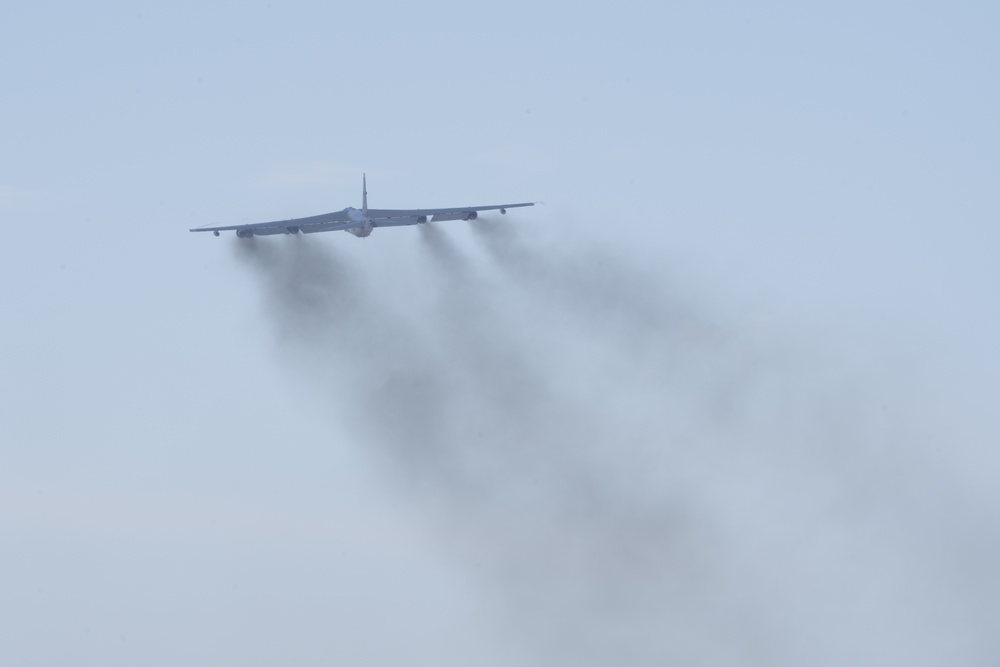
xmin=416 ymin=215 xmax=427 ymax=224
xmin=431 ymin=210 xmax=477 ymax=222
xmin=286 ymin=226 xmax=300 ymax=234
xmin=236 ymin=228 xmax=255 ymax=238
xmin=500 ymin=208 xmax=506 ymax=214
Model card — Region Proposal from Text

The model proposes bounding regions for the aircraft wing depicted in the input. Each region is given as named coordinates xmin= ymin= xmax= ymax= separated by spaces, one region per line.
xmin=189 ymin=209 xmax=356 ymax=235
xmin=366 ymin=202 xmax=534 ymax=220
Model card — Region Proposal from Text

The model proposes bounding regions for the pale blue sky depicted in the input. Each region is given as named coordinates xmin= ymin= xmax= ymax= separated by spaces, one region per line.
xmin=2 ymin=2 xmax=998 ymax=665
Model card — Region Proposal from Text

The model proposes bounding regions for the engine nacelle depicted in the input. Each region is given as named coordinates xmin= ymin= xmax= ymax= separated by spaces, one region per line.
xmin=431 ymin=210 xmax=478 ymax=222
xmin=416 ymin=215 xmax=428 ymax=224
xmin=236 ymin=228 xmax=254 ymax=238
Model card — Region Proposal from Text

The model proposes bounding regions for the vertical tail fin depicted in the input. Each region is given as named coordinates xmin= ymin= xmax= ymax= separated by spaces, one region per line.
xmin=362 ymin=173 xmax=368 ymax=218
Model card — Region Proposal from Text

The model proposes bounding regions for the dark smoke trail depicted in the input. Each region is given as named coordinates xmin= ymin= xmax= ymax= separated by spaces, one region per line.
xmin=235 ymin=227 xmax=1000 ymax=666
xmin=469 ymin=216 xmax=703 ymax=340
xmin=414 ymin=227 xmax=770 ymax=665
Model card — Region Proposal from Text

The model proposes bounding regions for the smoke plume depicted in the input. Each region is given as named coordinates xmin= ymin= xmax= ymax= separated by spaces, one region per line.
xmin=234 ymin=221 xmax=999 ymax=666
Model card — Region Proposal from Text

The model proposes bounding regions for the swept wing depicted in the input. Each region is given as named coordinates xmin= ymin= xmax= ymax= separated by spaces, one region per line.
xmin=366 ymin=202 xmax=534 ymax=220
xmin=189 ymin=210 xmax=359 ymax=236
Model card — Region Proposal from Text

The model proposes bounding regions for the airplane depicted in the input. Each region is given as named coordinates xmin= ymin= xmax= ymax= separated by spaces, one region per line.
xmin=189 ymin=174 xmax=534 ymax=238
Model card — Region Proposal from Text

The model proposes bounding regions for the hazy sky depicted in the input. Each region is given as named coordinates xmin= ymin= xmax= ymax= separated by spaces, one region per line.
xmin=2 ymin=2 xmax=998 ymax=665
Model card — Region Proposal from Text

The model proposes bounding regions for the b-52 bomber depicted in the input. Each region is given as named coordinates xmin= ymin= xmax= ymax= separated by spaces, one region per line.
xmin=190 ymin=175 xmax=533 ymax=238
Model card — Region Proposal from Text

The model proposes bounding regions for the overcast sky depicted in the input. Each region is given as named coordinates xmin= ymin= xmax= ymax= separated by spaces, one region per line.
xmin=2 ymin=2 xmax=999 ymax=665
